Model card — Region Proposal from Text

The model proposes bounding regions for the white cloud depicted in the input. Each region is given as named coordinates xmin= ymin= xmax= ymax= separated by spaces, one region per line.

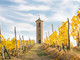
xmin=15 ymin=23 xmax=36 ymax=32
xmin=0 ymin=7 xmax=3 ymax=12
xmin=0 ymin=6 xmax=6 ymax=14
xmin=8 ymin=22 xmax=36 ymax=32
xmin=7 ymin=13 xmax=37 ymax=22
xmin=14 ymin=5 xmax=51 ymax=11
xmin=2 ymin=22 xmax=36 ymax=40
xmin=8 ymin=0 xmax=27 ymax=3
xmin=34 ymin=0 xmax=53 ymax=3
xmin=2 ymin=0 xmax=79 ymax=23
xmin=45 ymin=1 xmax=79 ymax=22
xmin=34 ymin=0 xmax=79 ymax=4
xmin=9 ymin=0 xmax=79 ymax=22
xmin=76 ymin=0 xmax=80 ymax=2
xmin=7 ymin=12 xmax=48 ymax=22
xmin=0 ymin=16 xmax=14 ymax=23
xmin=14 ymin=12 xmax=36 ymax=18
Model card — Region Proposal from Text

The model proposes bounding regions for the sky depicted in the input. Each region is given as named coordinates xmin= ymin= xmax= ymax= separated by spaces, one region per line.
xmin=0 ymin=0 xmax=80 ymax=46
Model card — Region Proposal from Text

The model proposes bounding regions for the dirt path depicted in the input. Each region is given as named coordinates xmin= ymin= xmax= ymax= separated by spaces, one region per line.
xmin=18 ymin=44 xmax=51 ymax=60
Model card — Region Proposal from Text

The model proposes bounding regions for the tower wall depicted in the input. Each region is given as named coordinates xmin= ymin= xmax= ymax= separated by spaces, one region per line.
xmin=36 ymin=20 xmax=43 ymax=43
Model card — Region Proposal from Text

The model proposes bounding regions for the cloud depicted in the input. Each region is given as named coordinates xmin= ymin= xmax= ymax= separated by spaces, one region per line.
xmin=15 ymin=23 xmax=36 ymax=32
xmin=1 ymin=0 xmax=79 ymax=23
xmin=34 ymin=0 xmax=53 ymax=3
xmin=0 ymin=7 xmax=3 ymax=12
xmin=8 ymin=22 xmax=36 ymax=32
xmin=75 ymin=0 xmax=80 ymax=2
xmin=13 ymin=4 xmax=51 ymax=11
xmin=0 ymin=16 xmax=14 ymax=23
xmin=9 ymin=0 xmax=79 ymax=22
xmin=6 ymin=13 xmax=37 ymax=22
xmin=34 ymin=0 xmax=71 ymax=3
xmin=45 ymin=1 xmax=79 ymax=22
xmin=14 ymin=12 xmax=37 ymax=19
xmin=0 ymin=6 xmax=6 ymax=14
xmin=8 ymin=0 xmax=27 ymax=3
xmin=2 ymin=22 xmax=36 ymax=40
xmin=15 ymin=12 xmax=35 ymax=17
xmin=6 ymin=12 xmax=48 ymax=22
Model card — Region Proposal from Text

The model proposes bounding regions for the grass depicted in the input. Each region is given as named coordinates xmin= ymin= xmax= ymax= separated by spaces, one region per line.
xmin=73 ymin=46 xmax=80 ymax=54
xmin=37 ymin=52 xmax=47 ymax=57
xmin=73 ymin=49 xmax=80 ymax=53
xmin=0 ymin=44 xmax=50 ymax=60
xmin=0 ymin=54 xmax=1 ymax=56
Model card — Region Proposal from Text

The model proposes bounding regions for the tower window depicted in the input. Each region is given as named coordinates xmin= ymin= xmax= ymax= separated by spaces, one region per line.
xmin=39 ymin=23 xmax=40 ymax=27
xmin=39 ymin=40 xmax=41 ymax=43
xmin=39 ymin=34 xmax=40 ymax=36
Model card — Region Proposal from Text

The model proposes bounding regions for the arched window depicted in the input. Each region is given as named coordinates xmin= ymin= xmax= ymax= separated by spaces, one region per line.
xmin=39 ymin=40 xmax=41 ymax=43
xmin=39 ymin=23 xmax=40 ymax=27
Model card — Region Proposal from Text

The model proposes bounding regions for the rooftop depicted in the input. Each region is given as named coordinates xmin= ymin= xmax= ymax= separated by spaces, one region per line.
xmin=35 ymin=17 xmax=43 ymax=22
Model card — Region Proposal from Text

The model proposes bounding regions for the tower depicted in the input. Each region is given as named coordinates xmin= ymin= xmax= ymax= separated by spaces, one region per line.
xmin=35 ymin=17 xmax=43 ymax=43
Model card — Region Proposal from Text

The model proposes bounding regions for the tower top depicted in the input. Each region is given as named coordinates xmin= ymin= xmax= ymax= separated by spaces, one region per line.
xmin=35 ymin=17 xmax=43 ymax=22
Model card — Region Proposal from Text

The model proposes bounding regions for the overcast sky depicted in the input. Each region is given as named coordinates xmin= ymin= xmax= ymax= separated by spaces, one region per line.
xmin=0 ymin=0 xmax=80 ymax=46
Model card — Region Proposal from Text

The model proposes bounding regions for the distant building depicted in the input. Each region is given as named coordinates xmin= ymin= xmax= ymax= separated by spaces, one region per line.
xmin=35 ymin=17 xmax=43 ymax=43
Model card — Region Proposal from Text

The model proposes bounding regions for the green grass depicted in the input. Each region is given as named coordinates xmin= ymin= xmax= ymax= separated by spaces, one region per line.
xmin=37 ymin=52 xmax=47 ymax=57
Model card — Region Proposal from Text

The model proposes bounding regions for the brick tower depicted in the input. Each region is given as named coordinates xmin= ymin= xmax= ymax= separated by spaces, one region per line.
xmin=35 ymin=17 xmax=43 ymax=43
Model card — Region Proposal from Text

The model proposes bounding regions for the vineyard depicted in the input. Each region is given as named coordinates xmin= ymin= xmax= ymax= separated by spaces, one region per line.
xmin=0 ymin=27 xmax=35 ymax=60
xmin=43 ymin=9 xmax=80 ymax=60
xmin=0 ymin=9 xmax=80 ymax=60
xmin=44 ymin=9 xmax=80 ymax=49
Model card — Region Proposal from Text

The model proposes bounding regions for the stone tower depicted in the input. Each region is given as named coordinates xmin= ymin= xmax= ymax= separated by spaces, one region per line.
xmin=35 ymin=17 xmax=43 ymax=43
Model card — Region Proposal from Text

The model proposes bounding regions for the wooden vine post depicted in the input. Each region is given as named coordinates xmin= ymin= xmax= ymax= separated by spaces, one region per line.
xmin=52 ymin=24 xmax=53 ymax=32
xmin=77 ymin=10 xmax=80 ymax=46
xmin=77 ymin=24 xmax=80 ymax=47
xmin=48 ymin=31 xmax=49 ymax=36
xmin=29 ymin=37 xmax=31 ymax=48
xmin=0 ymin=26 xmax=5 ymax=60
xmin=14 ymin=27 xmax=19 ymax=57
xmin=22 ymin=35 xmax=25 ymax=52
xmin=67 ymin=18 xmax=70 ymax=50
xmin=79 ymin=23 xmax=80 ymax=46
xmin=46 ymin=32 xmax=47 ymax=38
xmin=19 ymin=35 xmax=22 ymax=53
xmin=77 ymin=31 xmax=79 ymax=47
xmin=4 ymin=46 xmax=11 ymax=59
xmin=22 ymin=35 xmax=24 ymax=52
xmin=26 ymin=40 xmax=29 ymax=49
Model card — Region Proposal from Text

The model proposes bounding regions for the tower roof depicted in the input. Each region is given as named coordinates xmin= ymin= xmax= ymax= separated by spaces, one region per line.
xmin=38 ymin=17 xmax=41 ymax=20
xmin=35 ymin=17 xmax=43 ymax=22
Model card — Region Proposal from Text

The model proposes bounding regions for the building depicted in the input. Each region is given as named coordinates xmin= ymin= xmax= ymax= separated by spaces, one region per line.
xmin=35 ymin=17 xmax=43 ymax=43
